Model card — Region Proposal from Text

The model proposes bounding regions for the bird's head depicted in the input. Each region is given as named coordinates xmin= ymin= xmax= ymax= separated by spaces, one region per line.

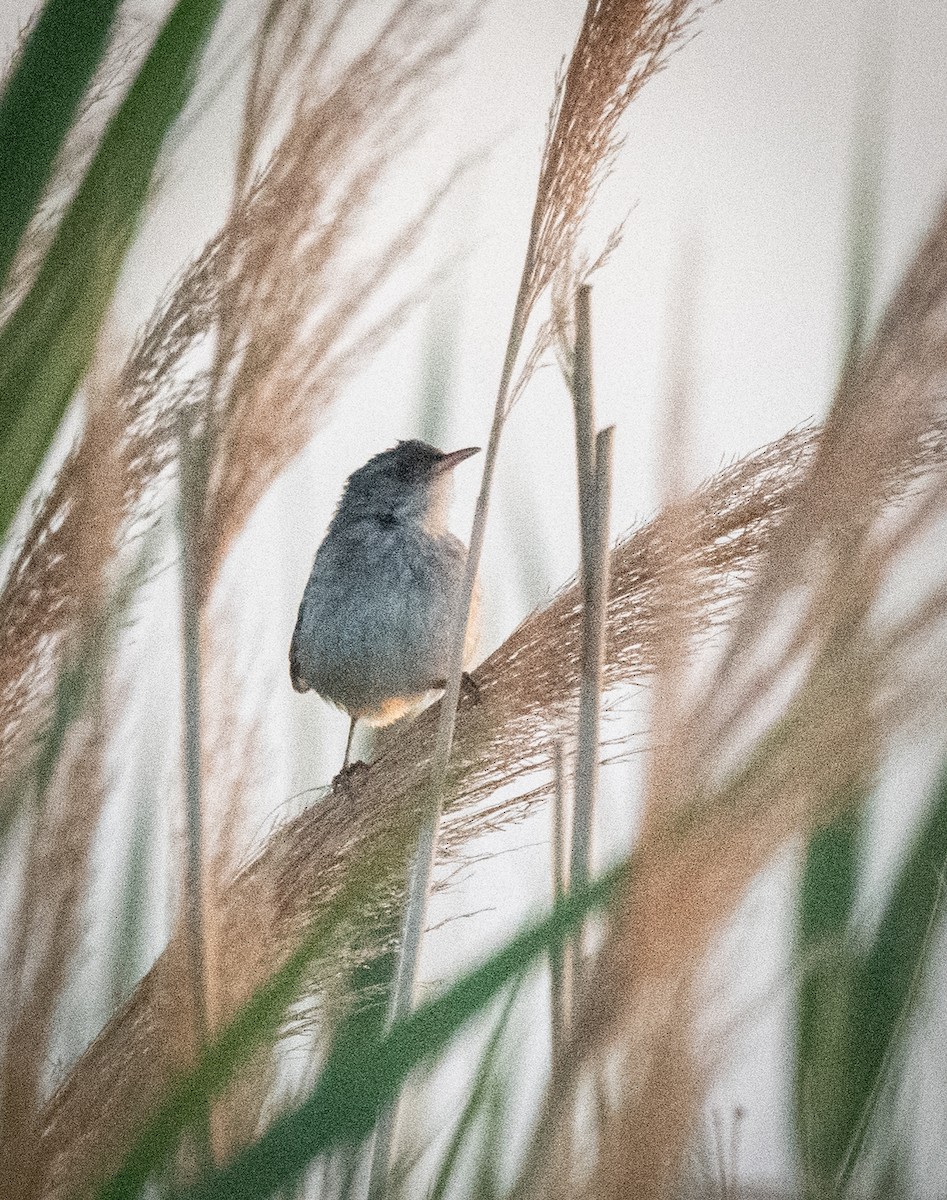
xmin=338 ymin=440 xmax=480 ymax=531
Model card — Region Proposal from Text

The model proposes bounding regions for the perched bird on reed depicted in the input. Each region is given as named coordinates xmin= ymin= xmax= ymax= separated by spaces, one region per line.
xmin=290 ymin=439 xmax=481 ymax=771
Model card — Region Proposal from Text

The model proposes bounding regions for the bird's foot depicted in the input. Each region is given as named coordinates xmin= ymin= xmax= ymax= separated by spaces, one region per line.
xmin=331 ymin=759 xmax=370 ymax=791
xmin=460 ymin=671 xmax=481 ymax=706
xmin=431 ymin=672 xmax=482 ymax=707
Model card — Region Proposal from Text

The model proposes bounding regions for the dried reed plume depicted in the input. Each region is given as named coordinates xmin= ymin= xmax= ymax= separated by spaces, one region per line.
xmin=586 ymin=984 xmax=702 ymax=1200
xmin=512 ymin=202 xmax=947 ymax=1200
xmin=0 ymin=0 xmax=471 ymax=805
xmin=514 ymin=0 xmax=702 ymax=355
xmin=705 ymin=195 xmax=947 ymax=739
xmin=0 ymin=388 xmax=125 ymax=1199
xmin=196 ymin=0 xmax=474 ymax=596
xmin=35 ymin=422 xmax=825 ymax=1196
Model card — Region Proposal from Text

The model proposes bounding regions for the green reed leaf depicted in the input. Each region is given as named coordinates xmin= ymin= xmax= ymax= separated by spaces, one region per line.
xmin=0 ymin=0 xmax=223 ymax=543
xmin=0 ymin=0 xmax=121 ymax=293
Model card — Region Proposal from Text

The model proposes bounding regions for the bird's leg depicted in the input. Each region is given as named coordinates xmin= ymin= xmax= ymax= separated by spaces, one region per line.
xmin=342 ymin=716 xmax=358 ymax=771
xmin=332 ymin=717 xmax=370 ymax=791
xmin=460 ymin=671 xmax=481 ymax=705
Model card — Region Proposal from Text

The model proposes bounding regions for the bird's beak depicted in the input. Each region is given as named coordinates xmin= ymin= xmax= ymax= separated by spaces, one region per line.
xmin=436 ymin=445 xmax=480 ymax=473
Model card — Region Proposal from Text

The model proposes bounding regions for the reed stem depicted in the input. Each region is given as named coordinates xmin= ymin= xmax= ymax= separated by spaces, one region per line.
xmin=177 ymin=416 xmax=213 ymax=1167
xmin=568 ymin=285 xmax=614 ymax=996
xmin=550 ymin=739 xmax=571 ymax=1062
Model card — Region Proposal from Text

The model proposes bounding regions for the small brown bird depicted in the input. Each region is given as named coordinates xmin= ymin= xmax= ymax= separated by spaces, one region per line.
xmin=289 ymin=440 xmax=480 ymax=769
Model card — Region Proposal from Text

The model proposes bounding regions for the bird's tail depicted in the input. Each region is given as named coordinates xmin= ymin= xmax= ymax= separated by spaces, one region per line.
xmin=288 ymin=632 xmax=310 ymax=693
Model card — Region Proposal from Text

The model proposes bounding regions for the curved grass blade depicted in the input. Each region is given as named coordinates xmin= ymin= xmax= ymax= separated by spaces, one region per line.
xmin=104 ymin=858 xmax=627 ymax=1200
xmin=175 ymin=861 xmax=626 ymax=1200
xmin=793 ymin=797 xmax=863 ymax=1187
xmin=0 ymin=0 xmax=223 ymax=544
xmin=428 ymin=982 xmax=520 ymax=1200
xmin=0 ymin=0 xmax=121 ymax=294
xmin=794 ymin=760 xmax=947 ymax=1192
xmin=837 ymin=758 xmax=947 ymax=1186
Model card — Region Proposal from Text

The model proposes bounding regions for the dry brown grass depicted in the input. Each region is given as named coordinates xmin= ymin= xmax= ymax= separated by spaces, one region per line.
xmin=506 ymin=200 xmax=947 ymax=1200
xmin=706 ymin=196 xmax=947 ymax=739
xmin=587 ymin=984 xmax=703 ymax=1200
xmin=0 ymin=382 xmax=126 ymax=1199
xmin=195 ymin=0 xmax=474 ymax=596
xmin=0 ymin=0 xmax=470 ymax=814
xmin=514 ymin=0 xmax=703 ymax=371
xmin=34 ymin=420 xmax=829 ymax=1196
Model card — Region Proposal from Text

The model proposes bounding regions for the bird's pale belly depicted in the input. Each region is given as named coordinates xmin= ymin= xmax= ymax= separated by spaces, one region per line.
xmin=305 ymin=592 xmax=450 ymax=723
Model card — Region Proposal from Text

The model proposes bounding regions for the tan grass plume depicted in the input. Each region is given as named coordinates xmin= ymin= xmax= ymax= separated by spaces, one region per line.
xmin=36 ymin=421 xmax=821 ymax=1196
xmin=0 ymin=0 xmax=472 ymax=807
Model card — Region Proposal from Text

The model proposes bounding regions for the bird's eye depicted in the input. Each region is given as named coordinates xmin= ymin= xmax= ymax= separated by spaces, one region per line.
xmin=376 ymin=512 xmax=398 ymax=527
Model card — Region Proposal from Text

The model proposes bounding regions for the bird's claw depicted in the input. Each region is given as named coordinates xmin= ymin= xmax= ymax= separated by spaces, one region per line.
xmin=332 ymin=759 xmax=370 ymax=790
xmin=430 ymin=672 xmax=482 ymax=707
xmin=460 ymin=671 xmax=481 ymax=706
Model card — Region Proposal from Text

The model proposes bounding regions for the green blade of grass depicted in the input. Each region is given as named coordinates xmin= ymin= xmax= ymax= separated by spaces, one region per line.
xmin=834 ymin=66 xmax=885 ymax=401
xmin=0 ymin=0 xmax=121 ymax=293
xmin=794 ymin=760 xmax=947 ymax=1192
xmin=793 ymin=797 xmax=863 ymax=1186
xmin=0 ymin=0 xmax=223 ymax=544
xmin=428 ymin=983 xmax=520 ymax=1200
xmin=467 ymin=1070 xmax=508 ymax=1200
xmin=93 ymin=812 xmax=421 ymax=1200
xmin=838 ymin=758 xmax=947 ymax=1185
xmin=154 ymin=858 xmax=629 ymax=1200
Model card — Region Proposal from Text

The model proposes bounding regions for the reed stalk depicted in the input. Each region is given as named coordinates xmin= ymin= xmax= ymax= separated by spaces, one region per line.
xmin=548 ymin=738 xmax=573 ymax=1196
xmin=572 ymin=285 xmax=598 ymax=584
xmin=365 ymin=258 xmax=526 ymax=1198
xmin=370 ymin=7 xmax=703 ymax=1113
xmin=177 ymin=416 xmax=213 ymax=1166
xmin=568 ymin=286 xmax=614 ymax=1002
xmin=550 ymin=739 xmax=571 ymax=1060
xmin=570 ymin=424 xmax=614 ymax=981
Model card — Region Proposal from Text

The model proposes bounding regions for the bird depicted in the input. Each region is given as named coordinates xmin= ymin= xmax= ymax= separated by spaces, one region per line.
xmin=289 ymin=439 xmax=481 ymax=773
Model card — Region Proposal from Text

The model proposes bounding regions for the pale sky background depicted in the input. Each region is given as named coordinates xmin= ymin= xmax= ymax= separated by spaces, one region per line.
xmin=4 ymin=0 xmax=947 ymax=1192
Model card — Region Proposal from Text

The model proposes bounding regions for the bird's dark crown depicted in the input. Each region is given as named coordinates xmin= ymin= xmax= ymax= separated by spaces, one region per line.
xmin=335 ymin=440 xmax=447 ymax=520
